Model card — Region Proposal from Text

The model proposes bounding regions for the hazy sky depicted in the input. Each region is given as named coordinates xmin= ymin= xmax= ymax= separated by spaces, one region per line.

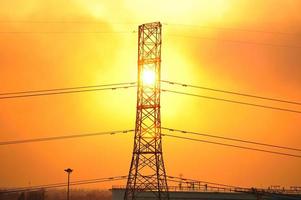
xmin=0 ymin=0 xmax=300 ymax=189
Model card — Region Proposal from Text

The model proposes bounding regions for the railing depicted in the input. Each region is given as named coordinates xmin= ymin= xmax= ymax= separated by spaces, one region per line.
xmin=112 ymin=185 xmax=244 ymax=193
xmin=112 ymin=185 xmax=301 ymax=195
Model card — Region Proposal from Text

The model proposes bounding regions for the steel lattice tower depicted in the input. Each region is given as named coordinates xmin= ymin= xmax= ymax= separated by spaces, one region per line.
xmin=124 ymin=22 xmax=169 ymax=200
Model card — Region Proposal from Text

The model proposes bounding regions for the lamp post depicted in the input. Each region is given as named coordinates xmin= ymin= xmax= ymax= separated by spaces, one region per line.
xmin=64 ymin=168 xmax=73 ymax=200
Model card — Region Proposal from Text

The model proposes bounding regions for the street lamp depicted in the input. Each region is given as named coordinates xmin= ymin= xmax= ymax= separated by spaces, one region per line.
xmin=64 ymin=168 xmax=73 ymax=200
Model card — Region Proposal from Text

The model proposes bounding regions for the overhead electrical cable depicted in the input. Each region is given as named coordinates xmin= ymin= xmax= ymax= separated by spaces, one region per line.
xmin=167 ymin=34 xmax=301 ymax=49
xmin=0 ymin=20 xmax=297 ymax=36
xmin=162 ymin=127 xmax=301 ymax=152
xmin=0 ymin=20 xmax=138 ymax=24
xmin=0 ymin=29 xmax=298 ymax=48
xmin=0 ymin=129 xmax=134 ymax=146
xmin=3 ymin=175 xmax=299 ymax=198
xmin=161 ymin=80 xmax=301 ymax=106
xmin=0 ymin=82 xmax=136 ymax=96
xmin=0 ymin=85 xmax=136 ymax=100
xmin=1 ymin=176 xmax=128 ymax=194
xmin=3 ymin=127 xmax=300 ymax=159
xmin=161 ymin=89 xmax=301 ymax=114
xmin=0 ymin=20 xmax=299 ymax=48
xmin=162 ymin=134 xmax=301 ymax=159
xmin=0 ymin=31 xmax=136 ymax=34
xmin=164 ymin=23 xmax=299 ymax=36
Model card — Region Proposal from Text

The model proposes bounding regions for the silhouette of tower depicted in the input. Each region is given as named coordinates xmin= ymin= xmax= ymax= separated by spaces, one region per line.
xmin=124 ymin=22 xmax=169 ymax=200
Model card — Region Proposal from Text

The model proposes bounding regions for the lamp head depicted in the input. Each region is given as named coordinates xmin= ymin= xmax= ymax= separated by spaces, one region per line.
xmin=64 ymin=168 xmax=73 ymax=173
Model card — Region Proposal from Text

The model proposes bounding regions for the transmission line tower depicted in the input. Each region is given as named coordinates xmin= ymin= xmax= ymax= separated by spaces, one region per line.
xmin=124 ymin=22 xmax=169 ymax=200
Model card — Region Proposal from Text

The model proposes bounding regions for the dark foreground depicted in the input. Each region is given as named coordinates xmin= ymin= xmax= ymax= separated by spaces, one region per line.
xmin=0 ymin=189 xmax=111 ymax=200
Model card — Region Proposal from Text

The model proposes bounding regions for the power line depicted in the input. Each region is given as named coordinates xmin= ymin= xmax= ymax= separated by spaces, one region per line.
xmin=164 ymin=23 xmax=300 ymax=36
xmin=161 ymin=80 xmax=301 ymax=106
xmin=162 ymin=127 xmax=301 ymax=152
xmin=0 ymin=21 xmax=137 ymax=24
xmin=0 ymin=129 xmax=134 ymax=146
xmin=4 ymin=127 xmax=300 ymax=159
xmin=1 ymin=176 xmax=127 ymax=194
xmin=0 ymin=175 xmax=243 ymax=195
xmin=3 ymin=127 xmax=300 ymax=159
xmin=0 ymin=82 xmax=135 ymax=96
xmin=167 ymin=34 xmax=301 ymax=49
xmin=0 ymin=31 xmax=136 ymax=34
xmin=0 ymin=25 xmax=299 ymax=49
xmin=3 ymin=175 xmax=300 ymax=198
xmin=2 ymin=175 xmax=238 ymax=194
xmin=0 ymin=85 xmax=136 ymax=100
xmin=0 ymin=20 xmax=297 ymax=36
xmin=162 ymin=89 xmax=301 ymax=114
xmin=163 ymin=134 xmax=301 ymax=159
xmin=2 ymin=81 xmax=300 ymax=114
xmin=0 ymin=20 xmax=299 ymax=48
xmin=1 ymin=29 xmax=299 ymax=49
xmin=1 ymin=175 xmax=244 ymax=195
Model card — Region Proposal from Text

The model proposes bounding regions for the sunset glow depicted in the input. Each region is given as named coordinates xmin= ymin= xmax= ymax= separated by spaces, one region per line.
xmin=0 ymin=0 xmax=300 ymax=193
xmin=142 ymin=69 xmax=156 ymax=85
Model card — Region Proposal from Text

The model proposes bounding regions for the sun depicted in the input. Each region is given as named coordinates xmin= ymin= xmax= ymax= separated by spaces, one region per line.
xmin=142 ymin=69 xmax=156 ymax=85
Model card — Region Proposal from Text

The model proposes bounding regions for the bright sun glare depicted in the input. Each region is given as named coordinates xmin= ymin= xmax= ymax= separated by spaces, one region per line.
xmin=142 ymin=70 xmax=156 ymax=85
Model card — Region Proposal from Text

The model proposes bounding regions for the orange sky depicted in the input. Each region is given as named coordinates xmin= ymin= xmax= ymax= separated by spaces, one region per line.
xmin=0 ymin=0 xmax=301 ymax=189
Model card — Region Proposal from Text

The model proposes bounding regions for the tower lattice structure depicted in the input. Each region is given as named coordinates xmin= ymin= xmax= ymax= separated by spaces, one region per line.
xmin=124 ymin=22 xmax=169 ymax=200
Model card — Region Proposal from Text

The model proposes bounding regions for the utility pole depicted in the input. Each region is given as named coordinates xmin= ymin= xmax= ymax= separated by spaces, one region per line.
xmin=124 ymin=22 xmax=169 ymax=200
xmin=64 ymin=168 xmax=73 ymax=200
